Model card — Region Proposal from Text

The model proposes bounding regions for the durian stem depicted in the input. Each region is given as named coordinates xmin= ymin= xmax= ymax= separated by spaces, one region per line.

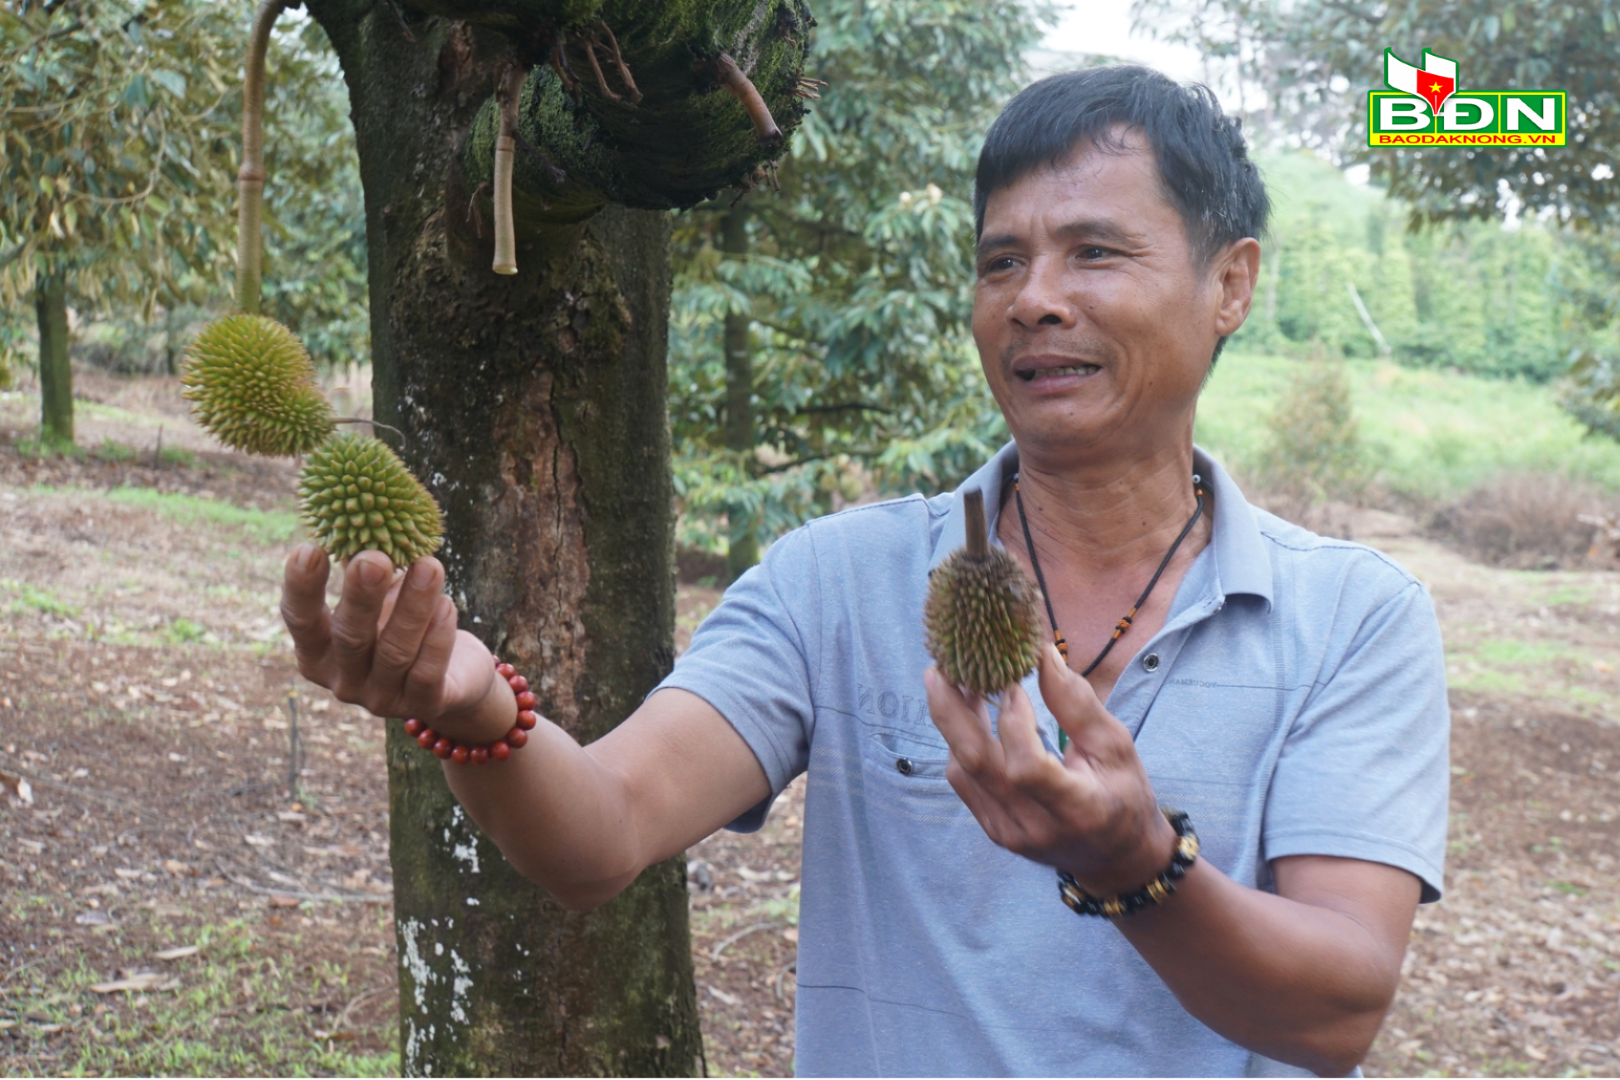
xmin=963 ymin=488 xmax=988 ymax=560
xmin=238 ymin=0 xmax=291 ymax=315
xmin=333 ymin=416 xmax=406 ymax=444
xmin=491 ymin=64 xmax=526 ymax=276
xmin=714 ymin=53 xmax=782 ymax=146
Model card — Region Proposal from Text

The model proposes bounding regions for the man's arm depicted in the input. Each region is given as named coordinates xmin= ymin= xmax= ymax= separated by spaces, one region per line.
xmin=445 ymin=687 xmax=770 ymax=910
xmin=1115 ymin=853 xmax=1418 ymax=1075
xmin=925 ymin=647 xmax=1419 ymax=1077
xmin=280 ymin=545 xmax=770 ymax=911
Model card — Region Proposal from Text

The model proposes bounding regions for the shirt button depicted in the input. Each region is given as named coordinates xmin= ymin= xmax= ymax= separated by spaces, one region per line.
xmin=1142 ymin=653 xmax=1161 ymax=672
xmin=896 ymin=757 xmax=915 ymax=776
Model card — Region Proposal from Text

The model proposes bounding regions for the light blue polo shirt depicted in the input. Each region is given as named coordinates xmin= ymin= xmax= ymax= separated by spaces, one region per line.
xmin=658 ymin=443 xmax=1449 ymax=1078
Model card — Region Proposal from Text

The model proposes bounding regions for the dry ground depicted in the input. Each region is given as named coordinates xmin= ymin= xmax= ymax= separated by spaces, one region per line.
xmin=2 ymin=375 xmax=1618 ymax=1077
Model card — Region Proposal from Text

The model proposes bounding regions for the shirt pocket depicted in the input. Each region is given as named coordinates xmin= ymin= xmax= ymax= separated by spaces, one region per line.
xmin=866 ymin=726 xmax=950 ymax=781
xmin=855 ymin=727 xmax=972 ymax=833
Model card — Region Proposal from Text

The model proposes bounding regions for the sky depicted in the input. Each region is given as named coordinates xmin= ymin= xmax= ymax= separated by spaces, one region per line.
xmin=1037 ymin=2 xmax=1208 ymax=85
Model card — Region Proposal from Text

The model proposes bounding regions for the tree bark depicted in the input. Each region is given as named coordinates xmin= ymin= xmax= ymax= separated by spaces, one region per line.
xmin=35 ymin=271 xmax=71 ymax=448
xmin=721 ymin=206 xmax=757 ymax=581
xmin=311 ymin=10 xmax=695 ymax=1077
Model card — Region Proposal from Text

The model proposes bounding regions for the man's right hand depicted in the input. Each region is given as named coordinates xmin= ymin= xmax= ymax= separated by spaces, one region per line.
xmin=279 ymin=543 xmax=514 ymax=742
xmin=281 ymin=542 xmax=770 ymax=912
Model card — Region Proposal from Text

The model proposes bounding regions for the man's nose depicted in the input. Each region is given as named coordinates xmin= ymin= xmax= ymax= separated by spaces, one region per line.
xmin=1006 ymin=256 xmax=1077 ymax=329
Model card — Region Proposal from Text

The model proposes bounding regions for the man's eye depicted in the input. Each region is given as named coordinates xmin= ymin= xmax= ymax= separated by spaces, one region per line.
xmin=982 ymin=256 xmax=1016 ymax=274
xmin=1078 ymin=246 xmax=1112 ymax=261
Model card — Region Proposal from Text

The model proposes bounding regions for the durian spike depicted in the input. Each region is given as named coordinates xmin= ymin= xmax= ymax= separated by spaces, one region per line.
xmin=963 ymin=488 xmax=989 ymax=560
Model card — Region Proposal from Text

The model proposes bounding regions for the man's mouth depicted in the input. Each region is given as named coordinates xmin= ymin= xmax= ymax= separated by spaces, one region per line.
xmin=1015 ymin=362 xmax=1101 ymax=382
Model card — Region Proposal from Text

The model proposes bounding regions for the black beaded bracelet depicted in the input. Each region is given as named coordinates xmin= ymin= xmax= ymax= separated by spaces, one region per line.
xmin=1057 ymin=808 xmax=1200 ymax=919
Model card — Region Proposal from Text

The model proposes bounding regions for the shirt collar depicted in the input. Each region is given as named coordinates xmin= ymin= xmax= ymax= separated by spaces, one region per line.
xmin=928 ymin=440 xmax=1274 ymax=609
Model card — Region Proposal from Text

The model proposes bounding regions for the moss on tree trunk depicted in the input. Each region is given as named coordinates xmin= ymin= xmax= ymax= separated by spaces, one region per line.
xmin=35 ymin=271 xmax=71 ymax=448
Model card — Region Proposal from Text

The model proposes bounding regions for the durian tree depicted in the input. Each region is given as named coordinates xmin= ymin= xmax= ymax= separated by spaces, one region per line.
xmin=668 ymin=0 xmax=1045 ymax=578
xmin=286 ymin=0 xmax=809 ymax=1072
xmin=0 ymin=0 xmax=240 ymax=447
xmin=0 ymin=2 xmax=371 ymax=442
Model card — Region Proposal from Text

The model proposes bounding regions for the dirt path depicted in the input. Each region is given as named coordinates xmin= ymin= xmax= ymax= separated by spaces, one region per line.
xmin=2 ymin=378 xmax=1617 ymax=1077
xmin=1351 ymin=512 xmax=1620 ymax=1076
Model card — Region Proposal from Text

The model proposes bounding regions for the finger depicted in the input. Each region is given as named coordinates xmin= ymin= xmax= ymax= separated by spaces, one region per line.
xmin=1037 ymin=644 xmax=1118 ymax=757
xmin=924 ymin=667 xmax=1003 ymax=780
xmin=946 ymin=750 xmax=1043 ymax=856
xmin=376 ymin=569 xmax=410 ymax=630
xmin=372 ymin=558 xmax=447 ymax=700
xmin=996 ymin=681 xmax=1065 ymax=795
xmin=281 ymin=544 xmax=334 ymax=683
xmin=329 ymin=550 xmax=395 ymax=697
xmin=401 ymin=594 xmax=459 ymax=716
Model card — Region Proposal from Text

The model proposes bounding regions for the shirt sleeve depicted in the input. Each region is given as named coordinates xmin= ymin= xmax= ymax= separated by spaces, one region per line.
xmin=1263 ymin=576 xmax=1451 ymax=902
xmin=653 ymin=526 xmax=820 ymax=832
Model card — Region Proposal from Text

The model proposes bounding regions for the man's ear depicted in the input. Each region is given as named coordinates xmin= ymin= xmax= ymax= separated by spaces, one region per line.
xmin=1211 ymin=237 xmax=1262 ymax=338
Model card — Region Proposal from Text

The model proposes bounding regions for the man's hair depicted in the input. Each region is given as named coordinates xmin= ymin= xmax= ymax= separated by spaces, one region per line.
xmin=973 ymin=66 xmax=1270 ymax=264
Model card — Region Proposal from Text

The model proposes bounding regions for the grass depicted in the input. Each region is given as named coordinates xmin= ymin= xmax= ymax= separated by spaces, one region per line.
xmin=0 ymin=579 xmax=79 ymax=619
xmin=25 ymin=484 xmax=302 ymax=547
xmin=1 ymin=919 xmax=397 ymax=1078
xmin=1198 ymin=352 xmax=1620 ymax=500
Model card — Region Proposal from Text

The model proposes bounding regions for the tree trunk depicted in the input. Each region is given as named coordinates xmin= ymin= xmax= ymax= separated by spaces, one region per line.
xmin=308 ymin=8 xmax=709 ymax=1075
xmin=35 ymin=271 xmax=71 ymax=448
xmin=304 ymin=1 xmax=805 ymax=1070
xmin=721 ymin=206 xmax=757 ymax=581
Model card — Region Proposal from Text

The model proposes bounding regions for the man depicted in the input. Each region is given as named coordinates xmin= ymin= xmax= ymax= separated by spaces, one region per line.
xmin=281 ymin=67 xmax=1448 ymax=1077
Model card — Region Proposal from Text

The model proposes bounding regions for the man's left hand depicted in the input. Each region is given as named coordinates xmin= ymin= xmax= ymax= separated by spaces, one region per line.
xmin=925 ymin=643 xmax=1176 ymax=895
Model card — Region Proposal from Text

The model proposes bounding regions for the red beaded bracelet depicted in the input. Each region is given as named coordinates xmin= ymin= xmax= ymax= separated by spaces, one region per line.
xmin=401 ymin=655 xmax=538 ymax=765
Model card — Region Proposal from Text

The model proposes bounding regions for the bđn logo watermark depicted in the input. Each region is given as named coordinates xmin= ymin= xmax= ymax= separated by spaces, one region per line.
xmin=1368 ymin=49 xmax=1565 ymax=147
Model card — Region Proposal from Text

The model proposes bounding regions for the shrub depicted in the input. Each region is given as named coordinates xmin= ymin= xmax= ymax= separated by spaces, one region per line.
xmin=1428 ymin=473 xmax=1620 ymax=569
xmin=1255 ymin=356 xmax=1370 ymax=516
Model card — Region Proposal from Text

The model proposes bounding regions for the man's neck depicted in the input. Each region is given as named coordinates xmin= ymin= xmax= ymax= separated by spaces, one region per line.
xmin=999 ymin=442 xmax=1204 ymax=578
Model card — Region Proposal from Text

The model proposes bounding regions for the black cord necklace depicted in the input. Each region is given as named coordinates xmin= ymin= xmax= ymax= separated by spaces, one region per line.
xmin=1011 ymin=472 xmax=1206 ymax=680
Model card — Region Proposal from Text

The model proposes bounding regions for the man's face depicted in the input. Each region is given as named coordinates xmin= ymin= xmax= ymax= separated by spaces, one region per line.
xmin=972 ymin=130 xmax=1255 ymax=469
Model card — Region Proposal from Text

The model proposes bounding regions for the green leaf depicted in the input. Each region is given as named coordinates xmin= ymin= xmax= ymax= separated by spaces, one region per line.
xmin=149 ymin=68 xmax=187 ymax=98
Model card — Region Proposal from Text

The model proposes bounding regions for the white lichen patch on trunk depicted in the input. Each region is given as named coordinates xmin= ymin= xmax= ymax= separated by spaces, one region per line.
xmin=400 ymin=916 xmax=442 ymax=1075
xmin=450 ymin=948 xmax=473 ymax=1024
xmin=399 ymin=916 xmax=436 ymax=1012
xmin=447 ymin=805 xmax=481 ymax=874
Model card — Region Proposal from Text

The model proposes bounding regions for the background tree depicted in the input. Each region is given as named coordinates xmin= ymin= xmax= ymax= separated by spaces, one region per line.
xmin=667 ymin=0 xmax=1049 ymax=576
xmin=0 ymin=0 xmax=240 ymax=447
xmin=1133 ymin=0 xmax=1620 ymax=429
xmin=292 ymin=0 xmax=808 ymax=1072
xmin=1 ymin=2 xmax=369 ymax=441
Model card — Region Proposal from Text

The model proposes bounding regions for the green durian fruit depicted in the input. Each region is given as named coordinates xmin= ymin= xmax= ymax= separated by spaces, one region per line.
xmin=924 ymin=488 xmax=1043 ymax=696
xmin=181 ymin=314 xmax=334 ymax=456
xmin=297 ymin=432 xmax=444 ymax=568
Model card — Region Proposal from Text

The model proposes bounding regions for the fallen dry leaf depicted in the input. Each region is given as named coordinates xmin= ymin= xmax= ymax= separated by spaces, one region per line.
xmin=17 ymin=837 xmax=43 ymax=855
xmin=89 ymin=973 xmax=167 ymax=994
xmin=155 ymin=945 xmax=199 ymax=962
xmin=74 ymin=910 xmax=112 ymax=927
xmin=2 ymin=770 xmax=34 ymax=806
xmin=268 ymin=894 xmax=301 ymax=908
xmin=707 ymin=984 xmax=741 ymax=1007
xmin=243 ymin=833 xmax=273 ymax=847
xmin=161 ymin=859 xmax=188 ymax=875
